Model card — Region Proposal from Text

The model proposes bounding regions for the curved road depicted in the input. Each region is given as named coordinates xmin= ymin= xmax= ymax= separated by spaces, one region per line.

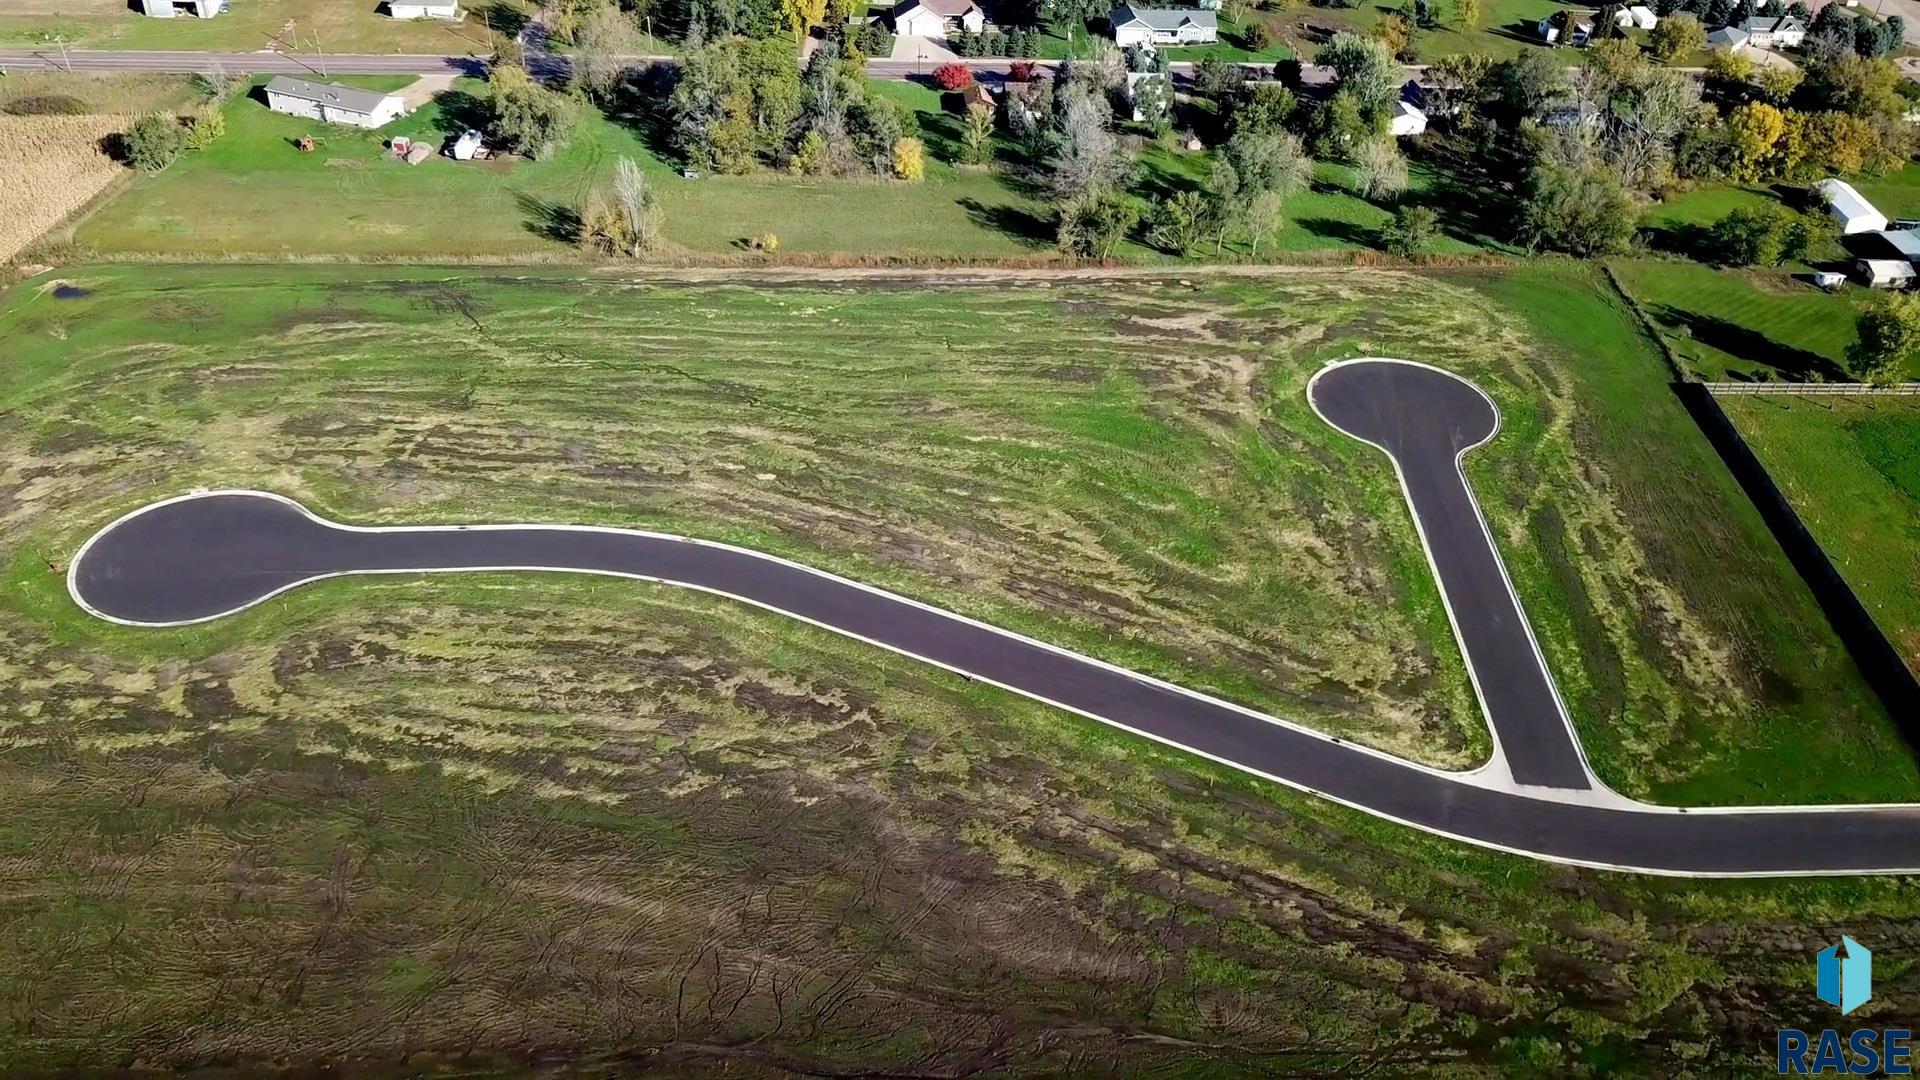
xmin=67 ymin=360 xmax=1920 ymax=876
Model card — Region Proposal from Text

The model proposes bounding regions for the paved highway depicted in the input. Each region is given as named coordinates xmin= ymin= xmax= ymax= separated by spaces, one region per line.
xmin=66 ymin=360 xmax=1920 ymax=877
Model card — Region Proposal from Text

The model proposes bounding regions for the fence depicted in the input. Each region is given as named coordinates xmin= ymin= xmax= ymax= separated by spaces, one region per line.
xmin=1699 ymin=382 xmax=1920 ymax=396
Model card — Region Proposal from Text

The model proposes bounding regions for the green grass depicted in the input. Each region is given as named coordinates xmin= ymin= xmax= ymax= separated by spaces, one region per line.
xmin=1720 ymin=396 xmax=1920 ymax=678
xmin=1608 ymin=259 xmax=1919 ymax=383
xmin=3 ymin=263 xmax=1920 ymax=1076
xmin=1472 ymin=261 xmax=1914 ymax=805
xmin=2 ymin=262 xmax=1917 ymax=1073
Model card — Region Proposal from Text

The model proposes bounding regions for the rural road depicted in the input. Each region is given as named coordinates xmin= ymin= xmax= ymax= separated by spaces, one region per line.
xmin=0 ymin=47 xmax=1236 ymax=81
xmin=66 ymin=360 xmax=1920 ymax=877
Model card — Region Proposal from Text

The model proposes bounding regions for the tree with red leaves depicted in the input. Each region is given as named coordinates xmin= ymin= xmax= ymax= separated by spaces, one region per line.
xmin=933 ymin=62 xmax=975 ymax=91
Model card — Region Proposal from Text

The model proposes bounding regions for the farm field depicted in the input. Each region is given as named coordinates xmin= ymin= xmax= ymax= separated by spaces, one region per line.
xmin=0 ymin=0 xmax=522 ymax=54
xmin=1720 ymin=395 xmax=1920 ymax=678
xmin=1 ymin=262 xmax=1916 ymax=1073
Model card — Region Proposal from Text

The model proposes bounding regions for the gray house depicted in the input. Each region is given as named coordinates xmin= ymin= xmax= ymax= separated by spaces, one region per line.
xmin=263 ymin=76 xmax=407 ymax=129
xmin=141 ymin=0 xmax=224 ymax=16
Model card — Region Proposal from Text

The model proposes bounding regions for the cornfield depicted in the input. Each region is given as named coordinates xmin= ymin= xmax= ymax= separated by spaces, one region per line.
xmin=0 ymin=114 xmax=131 ymax=264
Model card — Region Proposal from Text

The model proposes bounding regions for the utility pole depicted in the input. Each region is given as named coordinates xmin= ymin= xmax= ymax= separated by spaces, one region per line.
xmin=55 ymin=33 xmax=71 ymax=73
xmin=314 ymin=30 xmax=327 ymax=76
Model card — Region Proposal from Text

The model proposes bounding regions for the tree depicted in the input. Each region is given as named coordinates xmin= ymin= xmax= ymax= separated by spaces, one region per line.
xmin=1428 ymin=52 xmax=1495 ymax=128
xmin=1048 ymin=84 xmax=1130 ymax=202
xmin=1149 ymin=189 xmax=1211 ymax=254
xmin=613 ymin=156 xmax=662 ymax=255
xmin=1755 ymin=64 xmax=1804 ymax=105
xmin=1131 ymin=71 xmax=1173 ymax=135
xmin=1352 ymin=137 xmax=1408 ymax=200
xmin=1515 ymin=160 xmax=1637 ymax=256
xmin=1381 ymin=204 xmax=1439 ymax=255
xmin=1372 ymin=12 xmax=1412 ymax=59
xmin=1309 ymin=88 xmax=1375 ymax=160
xmin=1315 ymin=32 xmax=1400 ymax=117
xmin=962 ymin=101 xmax=995 ymax=163
xmin=1802 ymin=54 xmax=1901 ymax=118
xmin=1454 ymin=0 xmax=1481 ymax=24
xmin=1705 ymin=47 xmax=1754 ymax=86
xmin=1494 ymin=49 xmax=1571 ymax=120
xmin=1192 ymin=56 xmax=1246 ymax=98
xmin=1057 ymin=191 xmax=1140 ymax=257
xmin=574 ymin=4 xmax=638 ymax=103
xmin=1847 ymin=292 xmax=1920 ymax=384
xmin=1244 ymin=188 xmax=1285 ymax=257
xmin=780 ymin=0 xmax=828 ymax=39
xmin=1230 ymin=81 xmax=1296 ymax=136
xmin=1648 ymin=12 xmax=1705 ymax=61
xmin=183 ymin=107 xmax=224 ymax=151
xmin=489 ymin=61 xmax=579 ymax=160
xmin=1725 ymin=101 xmax=1785 ymax=181
xmin=933 ymin=62 xmax=974 ymax=91
xmin=1706 ymin=203 xmax=1815 ymax=265
xmin=668 ymin=39 xmax=803 ymax=173
xmin=892 ymin=136 xmax=925 ymax=179
xmin=123 ymin=113 xmax=184 ymax=171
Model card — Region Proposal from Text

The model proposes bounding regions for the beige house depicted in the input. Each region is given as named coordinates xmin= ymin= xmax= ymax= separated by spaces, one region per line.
xmin=892 ymin=0 xmax=986 ymax=37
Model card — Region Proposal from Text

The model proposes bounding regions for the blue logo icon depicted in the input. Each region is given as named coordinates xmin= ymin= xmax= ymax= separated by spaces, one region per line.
xmin=1817 ymin=936 xmax=1873 ymax=1016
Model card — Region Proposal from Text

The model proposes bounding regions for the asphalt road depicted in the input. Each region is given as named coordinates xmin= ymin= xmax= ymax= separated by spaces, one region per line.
xmin=65 ymin=360 xmax=1920 ymax=876
xmin=0 ymin=47 xmax=1226 ymax=81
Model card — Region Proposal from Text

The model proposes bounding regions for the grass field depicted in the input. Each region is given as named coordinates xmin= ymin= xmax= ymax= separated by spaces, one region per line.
xmin=1608 ymin=260 xmax=1920 ymax=383
xmin=67 ymin=75 xmax=1491 ymax=262
xmin=1720 ymin=396 xmax=1920 ymax=677
xmin=0 ymin=0 xmax=521 ymax=53
xmin=1 ymin=262 xmax=1916 ymax=1072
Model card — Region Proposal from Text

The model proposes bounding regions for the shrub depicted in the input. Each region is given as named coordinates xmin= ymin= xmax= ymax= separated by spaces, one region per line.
xmin=933 ymin=63 xmax=975 ymax=90
xmin=1008 ymin=60 xmax=1038 ymax=82
xmin=1380 ymin=204 xmax=1439 ymax=255
xmin=1245 ymin=22 xmax=1274 ymax=49
xmin=892 ymin=135 xmax=925 ymax=179
xmin=183 ymin=107 xmax=224 ymax=151
xmin=123 ymin=112 xmax=184 ymax=171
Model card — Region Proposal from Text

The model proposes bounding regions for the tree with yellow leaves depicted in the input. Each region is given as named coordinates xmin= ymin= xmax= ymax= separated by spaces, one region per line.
xmin=1725 ymin=101 xmax=1784 ymax=182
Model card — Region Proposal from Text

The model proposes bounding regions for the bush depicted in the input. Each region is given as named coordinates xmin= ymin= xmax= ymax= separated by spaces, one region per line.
xmin=183 ymin=107 xmax=225 ymax=151
xmin=1245 ymin=22 xmax=1273 ymax=49
xmin=933 ymin=62 xmax=975 ymax=91
xmin=1380 ymin=204 xmax=1439 ymax=255
xmin=123 ymin=112 xmax=184 ymax=172
xmin=1008 ymin=60 xmax=1038 ymax=82
xmin=852 ymin=22 xmax=895 ymax=56
xmin=892 ymin=135 xmax=925 ymax=179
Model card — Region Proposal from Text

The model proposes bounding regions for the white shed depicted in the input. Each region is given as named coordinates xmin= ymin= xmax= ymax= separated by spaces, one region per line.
xmin=263 ymin=76 xmax=407 ymax=129
xmin=1389 ymin=99 xmax=1428 ymax=137
xmin=1816 ymin=178 xmax=1888 ymax=235
xmin=450 ymin=129 xmax=485 ymax=160
xmin=1857 ymin=259 xmax=1915 ymax=288
xmin=389 ymin=1 xmax=461 ymax=17
xmin=142 ymin=0 xmax=223 ymax=16
xmin=1811 ymin=270 xmax=1847 ymax=289
xmin=1620 ymin=5 xmax=1656 ymax=29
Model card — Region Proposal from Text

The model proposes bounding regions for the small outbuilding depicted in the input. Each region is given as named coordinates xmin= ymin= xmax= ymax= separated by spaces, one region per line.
xmin=1816 ymin=178 xmax=1889 ymax=235
xmin=263 ymin=76 xmax=407 ymax=129
xmin=1856 ymin=258 xmax=1916 ymax=288
xmin=1109 ymin=5 xmax=1219 ymax=46
xmin=1389 ymin=99 xmax=1428 ymax=137
xmin=450 ymin=129 xmax=486 ymax=160
xmin=141 ymin=0 xmax=223 ymax=15
xmin=1620 ymin=4 xmax=1657 ymax=29
xmin=389 ymin=1 xmax=462 ymax=17
xmin=1812 ymin=270 xmax=1847 ymax=290
xmin=1538 ymin=10 xmax=1593 ymax=45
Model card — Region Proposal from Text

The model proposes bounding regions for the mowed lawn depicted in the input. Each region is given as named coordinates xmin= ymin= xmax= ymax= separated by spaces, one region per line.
xmin=1721 ymin=395 xmax=1920 ymax=677
xmin=1609 ymin=260 xmax=1912 ymax=382
xmin=74 ymin=75 xmax=1500 ymax=261
xmin=0 ymin=0 xmax=521 ymax=53
xmin=75 ymin=76 xmax=1061 ymax=260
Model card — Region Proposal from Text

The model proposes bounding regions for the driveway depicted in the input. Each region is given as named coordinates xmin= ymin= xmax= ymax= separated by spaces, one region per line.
xmin=890 ymin=34 xmax=958 ymax=64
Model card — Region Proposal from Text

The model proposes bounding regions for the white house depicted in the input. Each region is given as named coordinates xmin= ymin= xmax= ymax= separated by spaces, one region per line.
xmin=1390 ymin=99 xmax=1428 ymax=137
xmin=1739 ymin=14 xmax=1806 ymax=48
xmin=141 ymin=0 xmax=223 ymax=16
xmin=263 ymin=76 xmax=407 ymax=129
xmin=1537 ymin=10 xmax=1593 ymax=45
xmin=1857 ymin=258 xmax=1915 ymax=288
xmin=1816 ymin=178 xmax=1889 ymax=234
xmin=388 ymin=1 xmax=461 ymax=18
xmin=891 ymin=0 xmax=985 ymax=37
xmin=1109 ymin=5 xmax=1219 ymax=46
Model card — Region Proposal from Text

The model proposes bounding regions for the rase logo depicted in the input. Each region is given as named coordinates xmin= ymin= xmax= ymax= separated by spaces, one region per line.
xmin=1819 ymin=936 xmax=1873 ymax=1016
xmin=1778 ymin=936 xmax=1911 ymax=1076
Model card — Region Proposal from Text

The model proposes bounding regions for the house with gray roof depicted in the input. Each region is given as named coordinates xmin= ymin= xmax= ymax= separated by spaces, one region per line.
xmin=1108 ymin=5 xmax=1218 ymax=46
xmin=1739 ymin=14 xmax=1806 ymax=48
xmin=263 ymin=76 xmax=407 ymax=129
